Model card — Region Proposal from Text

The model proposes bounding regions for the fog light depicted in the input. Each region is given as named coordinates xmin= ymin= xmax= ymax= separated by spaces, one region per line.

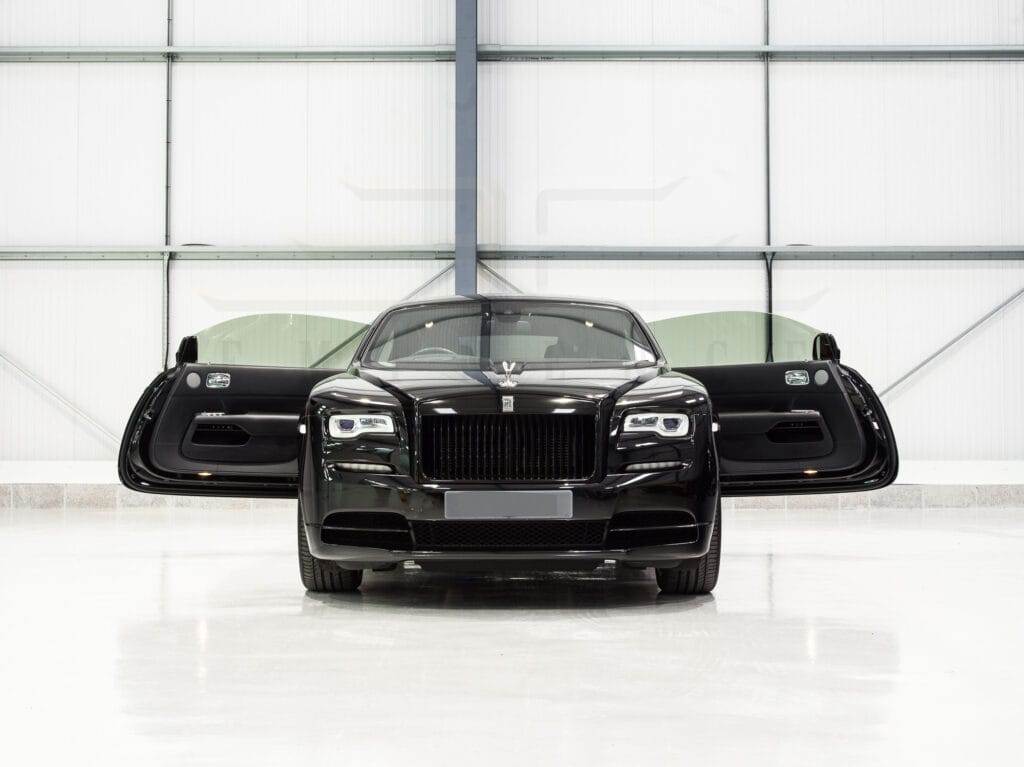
xmin=624 ymin=461 xmax=683 ymax=472
xmin=337 ymin=462 xmax=393 ymax=474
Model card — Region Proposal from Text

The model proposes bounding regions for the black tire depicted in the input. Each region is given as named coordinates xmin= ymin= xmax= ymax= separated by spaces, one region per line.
xmin=297 ymin=506 xmax=363 ymax=592
xmin=656 ymin=501 xmax=721 ymax=595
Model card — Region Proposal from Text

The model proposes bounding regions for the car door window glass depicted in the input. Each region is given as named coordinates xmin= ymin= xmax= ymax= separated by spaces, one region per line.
xmin=650 ymin=311 xmax=823 ymax=366
xmin=194 ymin=313 xmax=368 ymax=369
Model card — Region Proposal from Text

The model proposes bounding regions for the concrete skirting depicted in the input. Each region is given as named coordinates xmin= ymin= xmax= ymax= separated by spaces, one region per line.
xmin=1 ymin=483 xmax=1023 ymax=511
xmin=728 ymin=483 xmax=1024 ymax=511
xmin=1 ymin=484 xmax=294 ymax=511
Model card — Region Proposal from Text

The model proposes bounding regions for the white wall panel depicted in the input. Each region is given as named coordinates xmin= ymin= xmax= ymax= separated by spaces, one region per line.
xmin=171 ymin=62 xmax=453 ymax=247
xmin=169 ymin=259 xmax=452 ymax=352
xmin=479 ymin=259 xmax=765 ymax=321
xmin=480 ymin=0 xmax=762 ymax=45
xmin=479 ymin=62 xmax=765 ymax=247
xmin=771 ymin=62 xmax=1024 ymax=247
xmin=774 ymin=260 xmax=1024 ymax=461
xmin=0 ymin=63 xmax=166 ymax=246
xmin=0 ymin=261 xmax=162 ymax=461
xmin=173 ymin=0 xmax=453 ymax=46
xmin=0 ymin=0 xmax=165 ymax=45
xmin=772 ymin=0 xmax=1024 ymax=45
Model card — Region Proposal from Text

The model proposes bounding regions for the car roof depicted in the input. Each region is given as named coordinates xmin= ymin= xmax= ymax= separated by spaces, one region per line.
xmin=379 ymin=294 xmax=640 ymax=314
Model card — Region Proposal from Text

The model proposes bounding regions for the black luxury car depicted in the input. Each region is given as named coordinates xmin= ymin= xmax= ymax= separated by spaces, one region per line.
xmin=120 ymin=296 xmax=897 ymax=594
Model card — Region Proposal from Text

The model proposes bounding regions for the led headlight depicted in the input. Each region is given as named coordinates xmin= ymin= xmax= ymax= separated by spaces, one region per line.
xmin=622 ymin=412 xmax=689 ymax=438
xmin=328 ymin=414 xmax=396 ymax=439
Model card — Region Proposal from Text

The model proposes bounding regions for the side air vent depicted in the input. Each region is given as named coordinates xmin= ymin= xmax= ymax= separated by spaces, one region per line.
xmin=190 ymin=422 xmax=250 ymax=446
xmin=766 ymin=420 xmax=824 ymax=443
xmin=320 ymin=512 xmax=413 ymax=550
xmin=606 ymin=510 xmax=699 ymax=549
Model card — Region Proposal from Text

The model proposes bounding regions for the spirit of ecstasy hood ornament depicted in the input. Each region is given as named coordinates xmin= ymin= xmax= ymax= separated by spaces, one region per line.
xmin=498 ymin=361 xmax=520 ymax=388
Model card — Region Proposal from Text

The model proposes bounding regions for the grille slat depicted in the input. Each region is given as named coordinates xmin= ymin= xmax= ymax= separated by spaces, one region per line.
xmin=420 ymin=413 xmax=595 ymax=482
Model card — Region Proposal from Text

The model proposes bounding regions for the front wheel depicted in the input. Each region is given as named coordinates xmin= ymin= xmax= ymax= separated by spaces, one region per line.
xmin=656 ymin=501 xmax=721 ymax=595
xmin=297 ymin=506 xmax=363 ymax=592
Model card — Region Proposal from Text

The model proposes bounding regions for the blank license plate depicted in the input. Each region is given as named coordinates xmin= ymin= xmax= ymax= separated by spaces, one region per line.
xmin=444 ymin=490 xmax=573 ymax=520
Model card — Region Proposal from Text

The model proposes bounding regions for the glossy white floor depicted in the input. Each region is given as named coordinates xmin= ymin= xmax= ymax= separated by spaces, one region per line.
xmin=2 ymin=504 xmax=1022 ymax=766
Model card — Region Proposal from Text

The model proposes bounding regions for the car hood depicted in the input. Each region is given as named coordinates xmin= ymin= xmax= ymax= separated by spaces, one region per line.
xmin=310 ymin=365 xmax=707 ymax=410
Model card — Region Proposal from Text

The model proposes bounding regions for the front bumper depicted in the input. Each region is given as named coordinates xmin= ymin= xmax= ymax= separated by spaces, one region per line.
xmin=301 ymin=466 xmax=719 ymax=569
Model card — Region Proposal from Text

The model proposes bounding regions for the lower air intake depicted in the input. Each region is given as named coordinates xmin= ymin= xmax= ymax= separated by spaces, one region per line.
xmin=410 ymin=520 xmax=607 ymax=551
xmin=320 ymin=512 xmax=413 ymax=550
xmin=606 ymin=509 xmax=699 ymax=549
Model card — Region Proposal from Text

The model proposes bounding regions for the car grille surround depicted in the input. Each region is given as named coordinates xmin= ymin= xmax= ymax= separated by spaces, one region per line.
xmin=419 ymin=412 xmax=597 ymax=483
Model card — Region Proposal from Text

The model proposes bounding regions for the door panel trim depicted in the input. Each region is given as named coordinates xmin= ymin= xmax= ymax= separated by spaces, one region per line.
xmin=119 ymin=363 xmax=337 ymax=498
xmin=675 ymin=361 xmax=898 ymax=496
xmin=181 ymin=413 xmax=298 ymax=463
xmin=718 ymin=409 xmax=835 ymax=462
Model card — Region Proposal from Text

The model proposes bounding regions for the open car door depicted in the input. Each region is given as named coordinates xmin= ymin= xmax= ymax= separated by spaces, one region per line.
xmin=675 ymin=334 xmax=898 ymax=496
xmin=119 ymin=337 xmax=340 ymax=498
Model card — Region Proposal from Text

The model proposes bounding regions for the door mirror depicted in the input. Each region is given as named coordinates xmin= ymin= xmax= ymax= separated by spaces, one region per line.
xmin=175 ymin=336 xmax=198 ymax=366
xmin=812 ymin=333 xmax=841 ymax=362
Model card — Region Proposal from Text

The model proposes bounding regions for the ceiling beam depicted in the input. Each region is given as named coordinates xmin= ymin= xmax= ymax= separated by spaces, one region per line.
xmin=477 ymin=44 xmax=1024 ymax=61
xmin=0 ymin=45 xmax=456 ymax=62
xmin=4 ymin=44 xmax=1023 ymax=63
xmin=454 ymin=0 xmax=478 ymax=295
xmin=4 ymin=246 xmax=1024 ymax=262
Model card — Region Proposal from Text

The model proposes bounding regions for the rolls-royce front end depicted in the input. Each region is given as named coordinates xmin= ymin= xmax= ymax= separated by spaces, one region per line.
xmin=300 ymin=374 xmax=720 ymax=573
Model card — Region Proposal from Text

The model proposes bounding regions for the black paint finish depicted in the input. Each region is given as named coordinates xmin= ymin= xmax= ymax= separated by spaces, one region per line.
xmin=119 ymin=296 xmax=898 ymax=566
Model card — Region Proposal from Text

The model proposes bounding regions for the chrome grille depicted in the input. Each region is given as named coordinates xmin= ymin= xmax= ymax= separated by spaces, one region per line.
xmin=419 ymin=413 xmax=596 ymax=482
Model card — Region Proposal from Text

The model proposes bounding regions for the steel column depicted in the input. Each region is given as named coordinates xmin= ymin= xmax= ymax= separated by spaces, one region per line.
xmin=763 ymin=0 xmax=773 ymax=362
xmin=763 ymin=0 xmax=772 ymax=251
xmin=161 ymin=254 xmax=170 ymax=370
xmin=163 ymin=0 xmax=174 ymax=370
xmin=454 ymin=0 xmax=478 ymax=295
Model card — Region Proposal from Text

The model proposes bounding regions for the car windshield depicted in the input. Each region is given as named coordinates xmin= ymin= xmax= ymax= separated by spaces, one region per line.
xmin=360 ymin=300 xmax=658 ymax=370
